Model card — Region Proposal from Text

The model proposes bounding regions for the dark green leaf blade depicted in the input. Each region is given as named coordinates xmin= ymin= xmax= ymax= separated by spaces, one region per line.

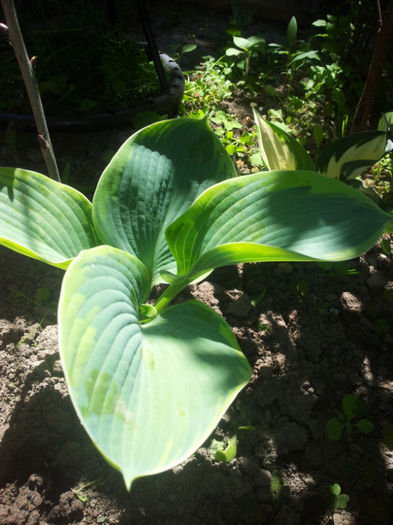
xmin=166 ymin=170 xmax=392 ymax=281
xmin=92 ymin=117 xmax=235 ymax=284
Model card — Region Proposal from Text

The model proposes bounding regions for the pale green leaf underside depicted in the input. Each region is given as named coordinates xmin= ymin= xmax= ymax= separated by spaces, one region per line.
xmin=253 ymin=109 xmax=314 ymax=171
xmin=92 ymin=117 xmax=235 ymax=284
xmin=58 ymin=246 xmax=250 ymax=489
xmin=166 ymin=170 xmax=391 ymax=279
xmin=315 ymin=131 xmax=388 ymax=179
xmin=0 ymin=168 xmax=98 ymax=268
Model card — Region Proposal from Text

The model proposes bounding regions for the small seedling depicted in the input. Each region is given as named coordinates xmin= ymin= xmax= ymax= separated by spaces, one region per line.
xmin=326 ymin=394 xmax=375 ymax=441
xmin=15 ymin=314 xmax=46 ymax=347
xmin=71 ymin=479 xmax=99 ymax=503
xmin=380 ymin=238 xmax=392 ymax=255
xmin=210 ymin=435 xmax=237 ymax=463
xmin=327 ymin=483 xmax=350 ymax=510
xmin=251 ymin=284 xmax=269 ymax=307
xmin=225 ymin=35 xmax=265 ymax=76
xmin=270 ymin=469 xmax=283 ymax=503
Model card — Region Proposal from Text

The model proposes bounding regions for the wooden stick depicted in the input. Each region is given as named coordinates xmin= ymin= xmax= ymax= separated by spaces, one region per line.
xmin=351 ymin=0 xmax=393 ymax=133
xmin=1 ymin=0 xmax=61 ymax=181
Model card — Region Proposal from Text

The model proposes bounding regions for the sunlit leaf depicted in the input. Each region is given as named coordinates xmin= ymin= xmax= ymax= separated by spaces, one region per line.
xmin=59 ymin=245 xmax=251 ymax=489
xmin=253 ymin=109 xmax=314 ymax=171
xmin=315 ymin=131 xmax=389 ymax=180
xmin=0 ymin=167 xmax=97 ymax=269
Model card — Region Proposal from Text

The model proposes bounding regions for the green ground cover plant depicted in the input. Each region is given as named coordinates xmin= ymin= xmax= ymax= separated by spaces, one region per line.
xmin=1 ymin=115 xmax=392 ymax=490
xmin=325 ymin=394 xmax=375 ymax=442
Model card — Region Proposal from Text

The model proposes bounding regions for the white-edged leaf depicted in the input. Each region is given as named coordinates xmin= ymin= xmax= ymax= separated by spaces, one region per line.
xmin=253 ymin=109 xmax=314 ymax=170
xmin=315 ymin=131 xmax=388 ymax=179
xmin=166 ymin=170 xmax=392 ymax=281
xmin=0 ymin=167 xmax=98 ymax=268
xmin=92 ymin=117 xmax=235 ymax=284
xmin=59 ymin=245 xmax=251 ymax=490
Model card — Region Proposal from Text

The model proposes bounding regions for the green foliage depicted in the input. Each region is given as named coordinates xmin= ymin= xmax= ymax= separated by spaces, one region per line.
xmin=255 ymin=110 xmax=392 ymax=188
xmin=328 ymin=483 xmax=350 ymax=511
xmin=210 ymin=435 xmax=237 ymax=462
xmin=225 ymin=35 xmax=265 ymax=76
xmin=270 ymin=469 xmax=283 ymax=503
xmin=0 ymin=6 xmax=158 ymax=115
xmin=326 ymin=394 xmax=375 ymax=441
xmin=1 ymin=117 xmax=391 ymax=490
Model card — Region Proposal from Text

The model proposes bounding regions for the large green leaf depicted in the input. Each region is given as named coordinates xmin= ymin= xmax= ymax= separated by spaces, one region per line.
xmin=166 ymin=170 xmax=392 ymax=280
xmin=58 ymin=245 xmax=251 ymax=489
xmin=0 ymin=167 xmax=98 ymax=268
xmin=253 ymin=109 xmax=314 ymax=171
xmin=92 ymin=117 xmax=235 ymax=284
xmin=315 ymin=131 xmax=388 ymax=180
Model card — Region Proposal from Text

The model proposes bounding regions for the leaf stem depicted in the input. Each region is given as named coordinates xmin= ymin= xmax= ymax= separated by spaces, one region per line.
xmin=154 ymin=275 xmax=190 ymax=313
xmin=1 ymin=0 xmax=60 ymax=181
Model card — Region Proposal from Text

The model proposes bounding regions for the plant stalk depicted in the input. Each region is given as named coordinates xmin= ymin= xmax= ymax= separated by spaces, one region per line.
xmin=154 ymin=275 xmax=190 ymax=313
xmin=1 ymin=0 xmax=60 ymax=181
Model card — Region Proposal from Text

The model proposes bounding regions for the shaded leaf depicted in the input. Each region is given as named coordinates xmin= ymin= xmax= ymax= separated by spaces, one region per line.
xmin=166 ymin=170 xmax=392 ymax=282
xmin=287 ymin=16 xmax=298 ymax=44
xmin=92 ymin=117 xmax=235 ymax=284
xmin=355 ymin=419 xmax=375 ymax=434
xmin=326 ymin=418 xmax=344 ymax=440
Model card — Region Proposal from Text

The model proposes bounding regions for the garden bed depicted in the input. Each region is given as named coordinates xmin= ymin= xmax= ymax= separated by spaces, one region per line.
xmin=1 ymin=3 xmax=393 ymax=524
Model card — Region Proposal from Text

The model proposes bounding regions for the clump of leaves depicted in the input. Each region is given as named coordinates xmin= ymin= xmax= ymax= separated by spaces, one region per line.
xmin=254 ymin=109 xmax=393 ymax=193
xmin=326 ymin=394 xmax=375 ymax=441
xmin=1 ymin=116 xmax=391 ymax=490
xmin=225 ymin=35 xmax=265 ymax=77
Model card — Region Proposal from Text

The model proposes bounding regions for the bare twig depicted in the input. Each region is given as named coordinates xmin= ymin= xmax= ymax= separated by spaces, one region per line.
xmin=1 ymin=0 xmax=60 ymax=181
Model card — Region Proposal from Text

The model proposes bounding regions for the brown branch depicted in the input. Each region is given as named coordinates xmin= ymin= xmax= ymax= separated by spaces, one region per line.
xmin=1 ymin=0 xmax=60 ymax=181
xmin=351 ymin=0 xmax=393 ymax=133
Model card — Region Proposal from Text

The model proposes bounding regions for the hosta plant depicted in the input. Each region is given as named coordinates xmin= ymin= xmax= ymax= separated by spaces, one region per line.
xmin=254 ymin=108 xmax=393 ymax=181
xmin=1 ymin=117 xmax=392 ymax=489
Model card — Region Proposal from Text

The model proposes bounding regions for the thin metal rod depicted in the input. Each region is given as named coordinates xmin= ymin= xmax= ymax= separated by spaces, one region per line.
xmin=136 ymin=0 xmax=169 ymax=94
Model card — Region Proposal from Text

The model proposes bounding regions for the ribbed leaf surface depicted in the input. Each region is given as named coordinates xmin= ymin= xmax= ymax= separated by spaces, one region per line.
xmin=166 ymin=170 xmax=392 ymax=279
xmin=0 ymin=168 xmax=97 ymax=268
xmin=58 ymin=246 xmax=250 ymax=489
xmin=92 ymin=118 xmax=235 ymax=283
